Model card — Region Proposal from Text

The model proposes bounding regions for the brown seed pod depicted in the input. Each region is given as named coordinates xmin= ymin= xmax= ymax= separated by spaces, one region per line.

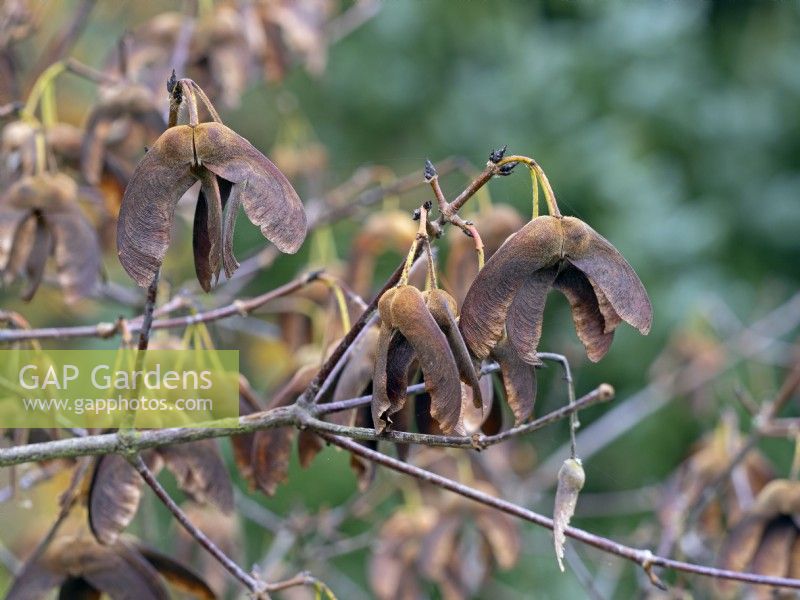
xmin=445 ymin=203 xmax=525 ymax=304
xmin=491 ymin=338 xmax=538 ymax=425
xmin=251 ymin=364 xmax=317 ymax=496
xmin=88 ymin=440 xmax=232 ymax=545
xmin=423 ymin=288 xmax=483 ymax=411
xmin=373 ymin=285 xmax=464 ymax=435
xmin=460 ymin=215 xmax=652 ymax=364
xmin=0 ymin=172 xmax=103 ymax=302
xmin=118 ymin=117 xmax=307 ymax=289
xmin=89 ymin=452 xmax=163 ymax=545
xmin=716 ymin=479 xmax=800 ymax=598
xmin=81 ymin=83 xmax=165 ymax=186
xmin=5 ymin=533 xmax=214 ymax=600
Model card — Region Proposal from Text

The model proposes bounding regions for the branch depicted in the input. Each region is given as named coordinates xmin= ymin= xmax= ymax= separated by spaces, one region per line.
xmin=0 ymin=271 xmax=322 ymax=343
xmin=129 ymin=454 xmax=264 ymax=595
xmin=0 ymin=362 xmax=602 ymax=467
xmin=531 ymin=290 xmax=800 ymax=491
xmin=322 ymin=434 xmax=800 ymax=593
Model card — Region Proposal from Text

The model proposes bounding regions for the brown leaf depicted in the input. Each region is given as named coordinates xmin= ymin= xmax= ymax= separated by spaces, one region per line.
xmin=194 ymin=122 xmax=307 ymax=255
xmin=553 ymin=265 xmax=614 ymax=362
xmin=492 ymin=339 xmax=537 ymax=425
xmin=553 ymin=458 xmax=585 ymax=572
xmin=159 ymin=440 xmax=234 ymax=512
xmin=381 ymin=285 xmax=464 ymax=435
xmin=562 ymin=216 xmax=652 ymax=335
xmin=89 ymin=452 xmax=163 ymax=545
xmin=460 ymin=216 xmax=563 ymax=360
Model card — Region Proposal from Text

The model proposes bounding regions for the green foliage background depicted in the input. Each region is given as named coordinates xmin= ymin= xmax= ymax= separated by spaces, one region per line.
xmin=3 ymin=1 xmax=800 ymax=598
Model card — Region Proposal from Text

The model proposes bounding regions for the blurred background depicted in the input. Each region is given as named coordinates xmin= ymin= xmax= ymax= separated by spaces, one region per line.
xmin=2 ymin=1 xmax=800 ymax=598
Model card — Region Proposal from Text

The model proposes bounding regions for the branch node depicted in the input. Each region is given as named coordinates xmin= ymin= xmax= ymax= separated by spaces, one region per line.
xmin=640 ymin=550 xmax=667 ymax=591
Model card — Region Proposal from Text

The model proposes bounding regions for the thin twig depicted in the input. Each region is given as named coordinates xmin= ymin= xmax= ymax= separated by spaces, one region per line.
xmin=322 ymin=434 xmax=800 ymax=592
xmin=0 ymin=366 xmax=606 ymax=467
xmin=137 ymin=269 xmax=160 ymax=351
xmin=0 ymin=271 xmax=322 ymax=343
xmin=129 ymin=454 xmax=262 ymax=593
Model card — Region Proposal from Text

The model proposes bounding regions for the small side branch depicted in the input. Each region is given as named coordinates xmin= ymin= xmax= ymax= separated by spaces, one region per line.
xmin=322 ymin=434 xmax=800 ymax=593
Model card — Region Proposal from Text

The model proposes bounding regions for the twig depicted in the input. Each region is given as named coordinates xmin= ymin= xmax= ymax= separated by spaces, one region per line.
xmin=531 ymin=291 xmax=800 ymax=491
xmin=137 ymin=269 xmax=160 ymax=351
xmin=11 ymin=459 xmax=90 ymax=577
xmin=27 ymin=0 xmax=95 ymax=85
xmin=129 ymin=454 xmax=263 ymax=594
xmin=322 ymin=434 xmax=800 ymax=592
xmin=302 ymin=384 xmax=614 ymax=449
xmin=0 ymin=365 xmax=607 ymax=467
xmin=0 ymin=271 xmax=322 ymax=343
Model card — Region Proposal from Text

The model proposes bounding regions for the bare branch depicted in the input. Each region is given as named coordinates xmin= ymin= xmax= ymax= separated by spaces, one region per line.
xmin=322 ymin=434 xmax=800 ymax=593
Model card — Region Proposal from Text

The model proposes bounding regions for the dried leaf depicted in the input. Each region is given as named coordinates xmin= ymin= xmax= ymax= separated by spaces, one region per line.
xmin=89 ymin=452 xmax=163 ymax=545
xmin=553 ymin=458 xmax=585 ymax=572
